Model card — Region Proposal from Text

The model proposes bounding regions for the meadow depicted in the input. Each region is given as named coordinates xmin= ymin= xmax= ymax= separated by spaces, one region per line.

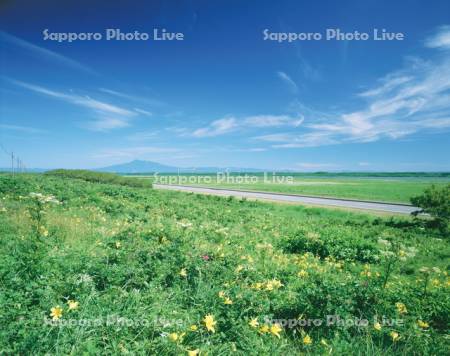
xmin=0 ymin=173 xmax=448 ymax=355
xmin=137 ymin=172 xmax=450 ymax=204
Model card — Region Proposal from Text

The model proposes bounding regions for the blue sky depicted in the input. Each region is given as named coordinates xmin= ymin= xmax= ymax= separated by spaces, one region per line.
xmin=1 ymin=0 xmax=450 ymax=171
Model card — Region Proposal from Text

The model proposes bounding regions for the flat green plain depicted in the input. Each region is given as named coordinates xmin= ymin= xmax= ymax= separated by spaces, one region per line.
xmin=134 ymin=173 xmax=450 ymax=203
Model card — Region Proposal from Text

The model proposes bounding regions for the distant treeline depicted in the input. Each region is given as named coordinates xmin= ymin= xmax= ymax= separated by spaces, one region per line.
xmin=45 ymin=169 xmax=152 ymax=188
xmin=290 ymin=172 xmax=450 ymax=178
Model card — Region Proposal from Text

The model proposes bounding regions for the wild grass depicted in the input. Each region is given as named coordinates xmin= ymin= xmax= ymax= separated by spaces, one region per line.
xmin=0 ymin=174 xmax=448 ymax=355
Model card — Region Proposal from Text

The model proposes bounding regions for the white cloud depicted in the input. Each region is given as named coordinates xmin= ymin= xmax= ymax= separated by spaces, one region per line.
xmin=85 ymin=117 xmax=130 ymax=132
xmin=134 ymin=108 xmax=153 ymax=116
xmin=358 ymin=74 xmax=413 ymax=97
xmin=243 ymin=114 xmax=303 ymax=127
xmin=246 ymin=147 xmax=267 ymax=152
xmin=191 ymin=114 xmax=303 ymax=138
xmin=11 ymin=80 xmax=137 ymax=131
xmin=126 ymin=131 xmax=159 ymax=141
xmin=268 ymin=37 xmax=450 ymax=149
xmin=99 ymin=88 xmax=165 ymax=107
xmin=255 ymin=132 xmax=337 ymax=148
xmin=253 ymin=133 xmax=294 ymax=142
xmin=0 ymin=31 xmax=95 ymax=74
xmin=358 ymin=162 xmax=370 ymax=167
xmin=425 ymin=25 xmax=450 ymax=49
xmin=192 ymin=117 xmax=238 ymax=137
xmin=277 ymin=71 xmax=298 ymax=93
xmin=13 ymin=80 xmax=135 ymax=117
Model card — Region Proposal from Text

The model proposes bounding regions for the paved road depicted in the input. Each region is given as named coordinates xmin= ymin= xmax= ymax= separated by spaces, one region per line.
xmin=153 ymin=184 xmax=420 ymax=214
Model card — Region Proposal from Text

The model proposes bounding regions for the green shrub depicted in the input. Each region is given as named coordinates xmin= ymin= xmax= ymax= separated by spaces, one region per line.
xmin=411 ymin=184 xmax=450 ymax=233
xmin=45 ymin=169 xmax=152 ymax=188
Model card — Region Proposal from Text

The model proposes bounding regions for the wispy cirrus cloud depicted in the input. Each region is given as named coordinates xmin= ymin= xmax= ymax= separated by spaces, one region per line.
xmin=263 ymin=26 xmax=450 ymax=149
xmin=12 ymin=80 xmax=135 ymax=117
xmin=255 ymin=131 xmax=338 ymax=148
xmin=425 ymin=25 xmax=450 ymax=49
xmin=191 ymin=114 xmax=304 ymax=138
xmin=85 ymin=118 xmax=131 ymax=131
xmin=243 ymin=114 xmax=303 ymax=127
xmin=99 ymin=88 xmax=165 ymax=107
xmin=133 ymin=108 xmax=153 ymax=117
xmin=277 ymin=71 xmax=298 ymax=93
xmin=192 ymin=117 xmax=237 ymax=137
xmin=0 ymin=31 xmax=95 ymax=74
xmin=10 ymin=79 xmax=137 ymax=131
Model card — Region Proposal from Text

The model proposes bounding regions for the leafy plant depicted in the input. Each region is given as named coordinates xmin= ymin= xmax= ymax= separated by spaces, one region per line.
xmin=411 ymin=184 xmax=450 ymax=233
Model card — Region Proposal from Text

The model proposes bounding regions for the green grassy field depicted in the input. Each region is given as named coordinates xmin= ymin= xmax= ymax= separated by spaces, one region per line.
xmin=138 ymin=173 xmax=450 ymax=203
xmin=1 ymin=173 xmax=449 ymax=355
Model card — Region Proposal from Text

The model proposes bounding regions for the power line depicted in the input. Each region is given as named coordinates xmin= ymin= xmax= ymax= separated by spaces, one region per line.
xmin=0 ymin=142 xmax=27 ymax=175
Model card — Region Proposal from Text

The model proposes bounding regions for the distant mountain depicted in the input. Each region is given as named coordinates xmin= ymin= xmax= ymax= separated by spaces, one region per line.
xmin=96 ymin=160 xmax=268 ymax=173
xmin=96 ymin=160 xmax=179 ymax=173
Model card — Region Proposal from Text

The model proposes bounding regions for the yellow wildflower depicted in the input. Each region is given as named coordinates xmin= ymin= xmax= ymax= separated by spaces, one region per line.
xmin=187 ymin=350 xmax=200 ymax=356
xmin=50 ymin=305 xmax=63 ymax=320
xmin=179 ymin=268 xmax=188 ymax=277
xmin=252 ymin=282 xmax=263 ymax=290
xmin=259 ymin=324 xmax=270 ymax=334
xmin=303 ymin=334 xmax=312 ymax=345
xmin=249 ymin=318 xmax=259 ymax=328
xmin=235 ymin=265 xmax=244 ymax=273
xmin=218 ymin=291 xmax=225 ymax=298
xmin=431 ymin=279 xmax=440 ymax=286
xmin=189 ymin=324 xmax=198 ymax=331
xmin=417 ymin=320 xmax=429 ymax=328
xmin=298 ymin=270 xmax=308 ymax=278
xmin=39 ymin=226 xmax=49 ymax=237
xmin=169 ymin=333 xmax=179 ymax=342
xmin=270 ymin=323 xmax=282 ymax=338
xmin=271 ymin=279 xmax=283 ymax=288
xmin=265 ymin=279 xmax=283 ymax=291
xmin=373 ymin=322 xmax=382 ymax=331
xmin=395 ymin=302 xmax=407 ymax=314
xmin=67 ymin=300 xmax=79 ymax=310
xmin=203 ymin=314 xmax=216 ymax=333
xmin=223 ymin=297 xmax=233 ymax=305
xmin=390 ymin=331 xmax=400 ymax=342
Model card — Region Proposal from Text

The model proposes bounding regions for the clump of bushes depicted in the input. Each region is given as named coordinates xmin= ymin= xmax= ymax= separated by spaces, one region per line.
xmin=45 ymin=169 xmax=151 ymax=188
xmin=411 ymin=184 xmax=449 ymax=233
xmin=279 ymin=229 xmax=379 ymax=263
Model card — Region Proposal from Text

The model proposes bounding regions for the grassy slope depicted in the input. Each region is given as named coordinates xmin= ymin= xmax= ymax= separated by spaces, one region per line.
xmin=143 ymin=175 xmax=450 ymax=203
xmin=0 ymin=174 xmax=448 ymax=355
